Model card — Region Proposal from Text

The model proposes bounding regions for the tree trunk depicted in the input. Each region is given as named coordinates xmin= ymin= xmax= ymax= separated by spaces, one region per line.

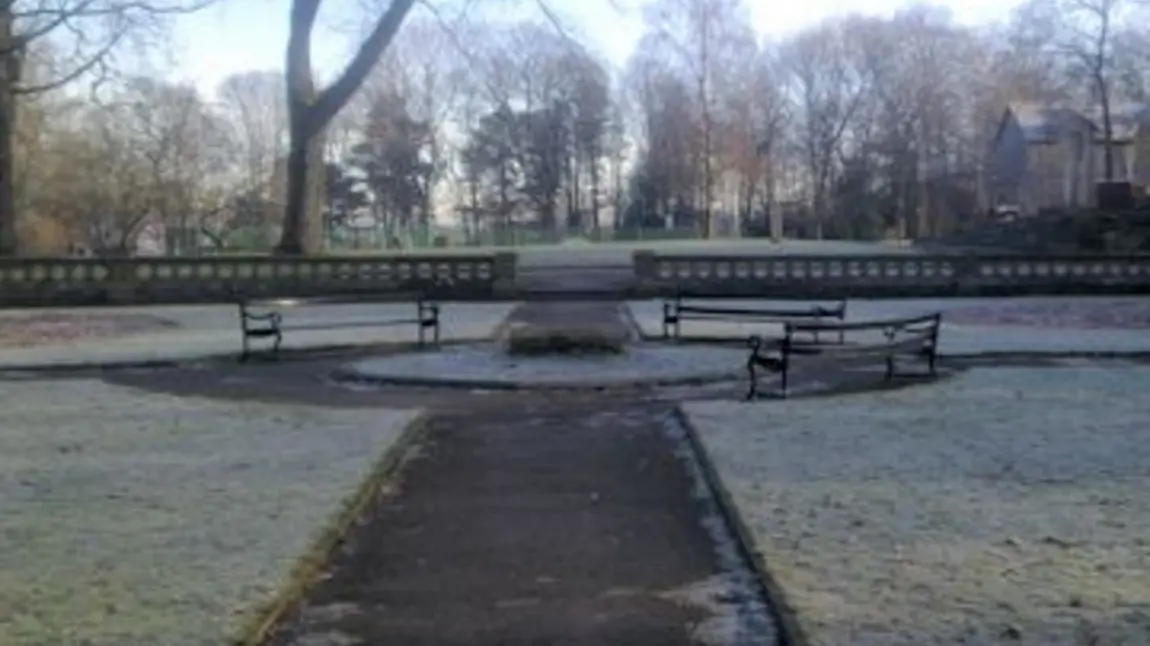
xmin=766 ymin=159 xmax=781 ymax=242
xmin=277 ymin=0 xmax=417 ymax=255
xmin=0 ymin=8 xmax=20 ymax=256
xmin=590 ymin=151 xmax=600 ymax=236
xmin=1099 ymin=74 xmax=1115 ymax=181
xmin=279 ymin=121 xmax=312 ymax=254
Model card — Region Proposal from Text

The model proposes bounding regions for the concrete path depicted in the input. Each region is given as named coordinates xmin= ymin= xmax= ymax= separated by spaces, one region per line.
xmin=207 ymin=300 xmax=772 ymax=645
xmin=268 ymin=398 xmax=756 ymax=646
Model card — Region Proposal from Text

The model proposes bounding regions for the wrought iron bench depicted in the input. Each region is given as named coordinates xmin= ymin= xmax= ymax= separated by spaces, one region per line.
xmin=746 ymin=312 xmax=942 ymax=399
xmin=237 ymin=293 xmax=440 ymax=361
xmin=662 ymin=291 xmax=847 ymax=342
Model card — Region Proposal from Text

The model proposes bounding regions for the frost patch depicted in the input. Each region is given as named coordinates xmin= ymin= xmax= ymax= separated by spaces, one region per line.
xmin=662 ymin=413 xmax=776 ymax=646
xmin=685 ymin=366 xmax=1150 ymax=646
xmin=0 ymin=379 xmax=419 ymax=646
xmin=660 ymin=575 xmax=764 ymax=646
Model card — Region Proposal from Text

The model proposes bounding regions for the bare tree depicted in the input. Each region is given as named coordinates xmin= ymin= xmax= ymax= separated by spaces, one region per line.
xmin=781 ymin=18 xmax=866 ymax=239
xmin=217 ymin=71 xmax=288 ymax=200
xmin=277 ymin=0 xmax=417 ymax=255
xmin=357 ymin=19 xmax=468 ymax=241
xmin=752 ymin=48 xmax=789 ymax=240
xmin=641 ymin=0 xmax=753 ymax=237
xmin=0 ymin=0 xmax=216 ymax=255
xmin=1015 ymin=0 xmax=1146 ymax=180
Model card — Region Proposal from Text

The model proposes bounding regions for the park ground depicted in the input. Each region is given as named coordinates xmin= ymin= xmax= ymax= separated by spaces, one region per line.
xmin=1 ymin=251 xmax=1149 ymax=645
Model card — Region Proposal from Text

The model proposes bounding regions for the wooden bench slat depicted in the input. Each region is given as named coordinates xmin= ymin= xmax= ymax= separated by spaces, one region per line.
xmin=245 ymin=292 xmax=428 ymax=308
xmin=803 ymin=335 xmax=933 ymax=358
xmin=676 ymin=305 xmax=839 ymax=317
xmin=786 ymin=312 xmax=941 ymax=332
xmin=279 ymin=319 xmax=422 ymax=332
xmin=664 ymin=296 xmax=847 ymax=338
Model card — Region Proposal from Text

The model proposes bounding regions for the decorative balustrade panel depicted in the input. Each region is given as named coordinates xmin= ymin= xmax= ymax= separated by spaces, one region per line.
xmin=0 ymin=253 xmax=517 ymax=306
xmin=633 ymin=252 xmax=1150 ymax=297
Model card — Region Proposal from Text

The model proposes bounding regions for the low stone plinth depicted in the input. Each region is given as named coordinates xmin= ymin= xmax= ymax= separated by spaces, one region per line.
xmin=502 ymin=323 xmax=628 ymax=357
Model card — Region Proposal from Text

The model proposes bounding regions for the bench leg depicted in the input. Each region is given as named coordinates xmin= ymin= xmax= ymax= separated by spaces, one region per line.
xmin=745 ymin=360 xmax=758 ymax=400
xmin=239 ymin=333 xmax=250 ymax=362
xmin=271 ymin=331 xmax=283 ymax=358
xmin=778 ymin=361 xmax=788 ymax=398
xmin=885 ymin=354 xmax=895 ymax=380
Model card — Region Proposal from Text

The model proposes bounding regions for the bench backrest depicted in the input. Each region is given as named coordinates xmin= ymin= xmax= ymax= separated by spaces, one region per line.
xmin=671 ymin=293 xmax=847 ymax=319
xmin=785 ymin=312 xmax=941 ymax=341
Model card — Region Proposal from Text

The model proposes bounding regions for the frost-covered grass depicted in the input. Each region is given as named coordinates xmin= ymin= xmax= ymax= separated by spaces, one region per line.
xmin=685 ymin=367 xmax=1150 ymax=646
xmin=0 ymin=302 xmax=516 ymax=368
xmin=0 ymin=379 xmax=419 ymax=646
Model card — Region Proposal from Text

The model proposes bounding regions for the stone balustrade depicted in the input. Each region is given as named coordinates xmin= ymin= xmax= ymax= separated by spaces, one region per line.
xmin=0 ymin=253 xmax=518 ymax=306
xmin=632 ymin=251 xmax=1150 ymax=297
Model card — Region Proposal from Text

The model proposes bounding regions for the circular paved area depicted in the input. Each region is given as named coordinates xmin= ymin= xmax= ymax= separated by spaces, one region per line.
xmin=337 ymin=342 xmax=748 ymax=389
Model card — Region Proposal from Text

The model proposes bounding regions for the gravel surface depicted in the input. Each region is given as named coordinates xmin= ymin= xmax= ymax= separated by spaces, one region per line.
xmin=0 ymin=313 xmax=177 ymax=348
xmin=684 ymin=367 xmax=1150 ymax=646
xmin=0 ymin=379 xmax=419 ymax=646
xmin=344 ymin=342 xmax=749 ymax=386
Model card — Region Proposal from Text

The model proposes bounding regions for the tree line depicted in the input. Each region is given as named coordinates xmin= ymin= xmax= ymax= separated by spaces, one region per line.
xmin=2 ymin=0 xmax=1148 ymax=256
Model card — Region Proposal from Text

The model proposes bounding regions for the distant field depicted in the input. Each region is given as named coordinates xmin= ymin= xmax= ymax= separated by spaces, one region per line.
xmin=204 ymin=238 xmax=914 ymax=268
xmin=515 ymin=238 xmax=917 ymax=268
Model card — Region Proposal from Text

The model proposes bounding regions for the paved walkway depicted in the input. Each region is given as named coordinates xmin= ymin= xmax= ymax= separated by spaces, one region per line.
xmin=269 ymin=398 xmax=755 ymax=646
xmin=247 ymin=301 xmax=775 ymax=645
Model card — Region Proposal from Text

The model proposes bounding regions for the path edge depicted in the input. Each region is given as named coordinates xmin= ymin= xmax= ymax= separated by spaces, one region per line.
xmin=671 ymin=405 xmax=813 ymax=646
xmin=329 ymin=365 xmax=740 ymax=391
xmin=230 ymin=411 xmax=433 ymax=646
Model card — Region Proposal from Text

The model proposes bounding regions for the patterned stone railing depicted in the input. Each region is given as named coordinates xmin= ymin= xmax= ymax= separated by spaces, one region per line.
xmin=0 ymin=253 xmax=518 ymax=306
xmin=632 ymin=251 xmax=1150 ymax=297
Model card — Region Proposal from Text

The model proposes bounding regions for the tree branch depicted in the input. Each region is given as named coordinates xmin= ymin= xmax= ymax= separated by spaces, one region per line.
xmin=311 ymin=0 xmax=418 ymax=126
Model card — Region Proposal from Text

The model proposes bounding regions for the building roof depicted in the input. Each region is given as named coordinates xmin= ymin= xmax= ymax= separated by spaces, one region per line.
xmin=1002 ymin=101 xmax=1150 ymax=144
xmin=1080 ymin=103 xmax=1150 ymax=142
xmin=1003 ymin=103 xmax=1084 ymax=143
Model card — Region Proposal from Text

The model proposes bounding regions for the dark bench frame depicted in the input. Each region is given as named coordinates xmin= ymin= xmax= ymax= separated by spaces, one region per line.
xmin=745 ymin=312 xmax=942 ymax=399
xmin=237 ymin=293 xmax=440 ymax=361
xmin=662 ymin=291 xmax=847 ymax=341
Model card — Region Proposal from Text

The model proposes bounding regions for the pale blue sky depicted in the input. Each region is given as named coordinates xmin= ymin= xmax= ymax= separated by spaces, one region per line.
xmin=169 ymin=0 xmax=1019 ymax=99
